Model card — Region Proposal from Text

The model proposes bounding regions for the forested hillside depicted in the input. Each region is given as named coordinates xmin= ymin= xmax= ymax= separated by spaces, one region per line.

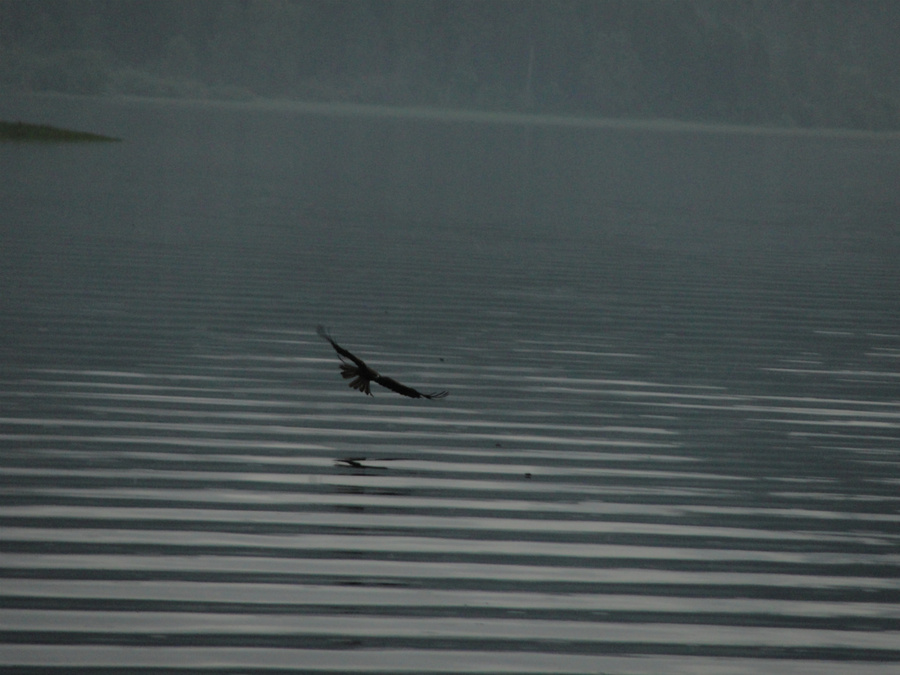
xmin=2 ymin=0 xmax=897 ymax=130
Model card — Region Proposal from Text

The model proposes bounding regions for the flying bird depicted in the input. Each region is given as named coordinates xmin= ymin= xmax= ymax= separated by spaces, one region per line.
xmin=317 ymin=325 xmax=448 ymax=400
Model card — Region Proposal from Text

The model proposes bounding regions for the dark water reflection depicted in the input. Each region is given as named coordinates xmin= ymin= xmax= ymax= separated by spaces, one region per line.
xmin=1 ymin=96 xmax=899 ymax=673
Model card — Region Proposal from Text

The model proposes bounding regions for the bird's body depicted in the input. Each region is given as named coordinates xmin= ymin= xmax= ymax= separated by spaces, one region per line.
xmin=317 ymin=326 xmax=448 ymax=400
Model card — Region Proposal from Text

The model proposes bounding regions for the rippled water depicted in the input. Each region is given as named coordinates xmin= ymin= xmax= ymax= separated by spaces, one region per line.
xmin=2 ymin=96 xmax=899 ymax=673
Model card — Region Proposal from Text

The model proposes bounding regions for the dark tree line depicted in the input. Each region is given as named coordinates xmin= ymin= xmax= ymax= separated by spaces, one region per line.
xmin=2 ymin=0 xmax=898 ymax=130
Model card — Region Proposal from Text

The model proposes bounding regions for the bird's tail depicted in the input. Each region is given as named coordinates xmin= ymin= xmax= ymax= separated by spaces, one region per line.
xmin=340 ymin=363 xmax=372 ymax=395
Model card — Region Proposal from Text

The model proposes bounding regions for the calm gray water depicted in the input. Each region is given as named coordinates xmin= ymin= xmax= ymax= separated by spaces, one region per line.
xmin=1 ymin=95 xmax=899 ymax=674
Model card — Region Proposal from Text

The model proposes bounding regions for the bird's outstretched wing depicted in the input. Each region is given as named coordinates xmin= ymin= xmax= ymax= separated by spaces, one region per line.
xmin=373 ymin=374 xmax=449 ymax=400
xmin=316 ymin=325 xmax=448 ymax=400
xmin=317 ymin=325 xmax=376 ymax=395
xmin=316 ymin=325 xmax=368 ymax=370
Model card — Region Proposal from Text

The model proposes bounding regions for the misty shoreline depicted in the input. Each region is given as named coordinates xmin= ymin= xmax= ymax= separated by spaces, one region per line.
xmin=10 ymin=91 xmax=900 ymax=142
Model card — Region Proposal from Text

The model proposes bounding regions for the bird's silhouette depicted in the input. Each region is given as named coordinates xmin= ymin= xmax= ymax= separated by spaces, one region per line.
xmin=317 ymin=326 xmax=448 ymax=400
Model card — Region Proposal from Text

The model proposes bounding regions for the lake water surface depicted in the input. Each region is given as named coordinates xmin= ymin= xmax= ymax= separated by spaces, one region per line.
xmin=1 ymin=95 xmax=899 ymax=674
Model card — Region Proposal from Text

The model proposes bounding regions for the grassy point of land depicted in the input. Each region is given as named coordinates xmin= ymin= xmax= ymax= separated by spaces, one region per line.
xmin=0 ymin=120 xmax=121 ymax=142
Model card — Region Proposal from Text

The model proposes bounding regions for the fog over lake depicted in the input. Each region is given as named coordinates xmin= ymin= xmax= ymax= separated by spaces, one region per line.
xmin=1 ymin=94 xmax=899 ymax=674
